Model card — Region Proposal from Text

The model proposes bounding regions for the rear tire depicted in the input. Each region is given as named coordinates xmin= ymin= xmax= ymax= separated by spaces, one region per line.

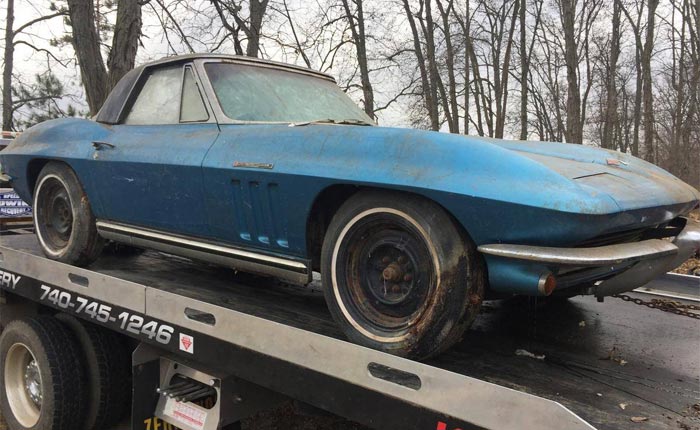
xmin=33 ymin=162 xmax=103 ymax=266
xmin=55 ymin=314 xmax=131 ymax=430
xmin=0 ymin=316 xmax=88 ymax=430
xmin=321 ymin=191 xmax=484 ymax=360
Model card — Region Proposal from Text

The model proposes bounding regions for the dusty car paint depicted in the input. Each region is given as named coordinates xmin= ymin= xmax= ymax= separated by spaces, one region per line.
xmin=1 ymin=55 xmax=698 ymax=297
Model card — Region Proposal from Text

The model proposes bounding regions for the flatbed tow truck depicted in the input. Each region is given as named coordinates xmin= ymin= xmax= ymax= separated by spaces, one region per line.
xmin=0 ymin=230 xmax=697 ymax=430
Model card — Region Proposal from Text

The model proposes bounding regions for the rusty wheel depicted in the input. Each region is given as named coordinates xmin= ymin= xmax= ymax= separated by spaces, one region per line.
xmin=33 ymin=162 xmax=103 ymax=266
xmin=321 ymin=191 xmax=484 ymax=360
xmin=335 ymin=211 xmax=435 ymax=333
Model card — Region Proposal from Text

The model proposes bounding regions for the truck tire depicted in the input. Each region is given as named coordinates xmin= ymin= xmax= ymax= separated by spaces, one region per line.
xmin=56 ymin=314 xmax=132 ymax=429
xmin=321 ymin=191 xmax=485 ymax=360
xmin=33 ymin=162 xmax=103 ymax=266
xmin=0 ymin=316 xmax=87 ymax=430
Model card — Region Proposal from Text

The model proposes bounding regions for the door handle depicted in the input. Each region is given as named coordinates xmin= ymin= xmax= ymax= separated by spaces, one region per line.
xmin=92 ymin=141 xmax=115 ymax=150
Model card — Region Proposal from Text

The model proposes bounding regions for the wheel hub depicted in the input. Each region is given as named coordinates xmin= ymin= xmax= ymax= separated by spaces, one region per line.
xmin=5 ymin=343 xmax=42 ymax=427
xmin=382 ymin=262 xmax=404 ymax=283
xmin=365 ymin=240 xmax=421 ymax=307
xmin=36 ymin=176 xmax=74 ymax=252
xmin=49 ymin=193 xmax=73 ymax=236
xmin=23 ymin=359 xmax=42 ymax=407
xmin=335 ymin=212 xmax=436 ymax=333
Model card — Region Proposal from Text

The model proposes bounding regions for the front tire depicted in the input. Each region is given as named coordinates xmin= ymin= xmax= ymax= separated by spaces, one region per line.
xmin=321 ymin=191 xmax=484 ymax=360
xmin=33 ymin=162 xmax=103 ymax=266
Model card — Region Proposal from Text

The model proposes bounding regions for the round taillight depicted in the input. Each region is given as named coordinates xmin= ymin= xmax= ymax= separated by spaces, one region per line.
xmin=538 ymin=273 xmax=557 ymax=296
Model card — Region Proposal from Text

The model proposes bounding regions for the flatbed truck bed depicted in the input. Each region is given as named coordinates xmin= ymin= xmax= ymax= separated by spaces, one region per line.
xmin=0 ymin=232 xmax=698 ymax=430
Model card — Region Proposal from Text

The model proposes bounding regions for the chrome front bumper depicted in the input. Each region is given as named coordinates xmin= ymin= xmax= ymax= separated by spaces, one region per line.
xmin=478 ymin=217 xmax=700 ymax=296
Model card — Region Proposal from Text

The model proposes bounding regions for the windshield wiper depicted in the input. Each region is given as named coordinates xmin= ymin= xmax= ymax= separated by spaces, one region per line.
xmin=288 ymin=118 xmax=373 ymax=127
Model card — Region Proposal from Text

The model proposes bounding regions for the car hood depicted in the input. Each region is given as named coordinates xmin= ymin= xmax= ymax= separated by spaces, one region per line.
xmin=216 ymin=123 xmax=698 ymax=216
xmin=477 ymin=137 xmax=700 ymax=212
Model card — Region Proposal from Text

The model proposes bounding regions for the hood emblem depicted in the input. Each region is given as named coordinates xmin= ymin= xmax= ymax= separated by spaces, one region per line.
xmin=606 ymin=158 xmax=627 ymax=167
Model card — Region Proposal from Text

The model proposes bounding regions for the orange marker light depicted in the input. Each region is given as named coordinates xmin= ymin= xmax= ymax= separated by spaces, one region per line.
xmin=538 ymin=273 xmax=557 ymax=296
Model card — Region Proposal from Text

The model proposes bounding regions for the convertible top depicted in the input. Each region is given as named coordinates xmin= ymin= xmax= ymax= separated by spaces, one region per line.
xmin=95 ymin=54 xmax=335 ymax=125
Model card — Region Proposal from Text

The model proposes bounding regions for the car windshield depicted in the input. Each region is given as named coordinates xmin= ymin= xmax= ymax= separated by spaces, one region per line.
xmin=204 ymin=62 xmax=374 ymax=124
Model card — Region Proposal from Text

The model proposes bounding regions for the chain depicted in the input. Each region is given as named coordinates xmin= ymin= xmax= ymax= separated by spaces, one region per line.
xmin=613 ymin=294 xmax=700 ymax=320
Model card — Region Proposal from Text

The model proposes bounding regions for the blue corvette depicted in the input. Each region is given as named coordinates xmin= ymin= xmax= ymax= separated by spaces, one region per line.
xmin=1 ymin=54 xmax=698 ymax=359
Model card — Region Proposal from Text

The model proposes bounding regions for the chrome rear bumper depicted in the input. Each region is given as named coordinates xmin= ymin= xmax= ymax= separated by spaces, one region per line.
xmin=478 ymin=217 xmax=700 ymax=296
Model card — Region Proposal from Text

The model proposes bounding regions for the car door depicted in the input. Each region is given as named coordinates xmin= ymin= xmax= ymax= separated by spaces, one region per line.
xmin=202 ymin=124 xmax=299 ymax=254
xmin=88 ymin=64 xmax=218 ymax=237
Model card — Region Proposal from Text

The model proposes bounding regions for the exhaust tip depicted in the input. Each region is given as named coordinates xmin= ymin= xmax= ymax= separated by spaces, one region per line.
xmin=538 ymin=273 xmax=557 ymax=296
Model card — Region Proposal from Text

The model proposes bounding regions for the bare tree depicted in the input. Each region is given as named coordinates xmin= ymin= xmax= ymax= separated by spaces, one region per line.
xmin=519 ymin=0 xmax=528 ymax=139
xmin=463 ymin=0 xmax=471 ymax=134
xmin=211 ymin=0 xmax=270 ymax=57
xmin=601 ymin=0 xmax=622 ymax=149
xmin=150 ymin=0 xmax=196 ymax=54
xmin=519 ymin=0 xmax=543 ymax=139
xmin=641 ymin=0 xmax=659 ymax=161
xmin=402 ymin=0 xmax=440 ymax=130
xmin=433 ymin=0 xmax=459 ymax=132
xmin=66 ymin=0 xmax=143 ymax=115
xmin=468 ymin=0 xmax=521 ymax=138
xmin=3 ymin=0 xmax=17 ymax=131
xmin=340 ymin=0 xmax=374 ymax=117
xmin=2 ymin=1 xmax=67 ymax=130
xmin=654 ymin=0 xmax=700 ymax=185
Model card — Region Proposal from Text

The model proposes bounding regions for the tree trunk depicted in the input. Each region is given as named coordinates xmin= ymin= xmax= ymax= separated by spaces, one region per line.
xmin=519 ymin=0 xmax=527 ymax=140
xmin=67 ymin=0 xmax=109 ymax=115
xmin=619 ymin=1 xmax=643 ymax=156
xmin=463 ymin=0 xmax=470 ymax=134
xmin=402 ymin=0 xmax=439 ymax=130
xmin=67 ymin=0 xmax=143 ymax=115
xmin=246 ymin=0 xmax=269 ymax=57
xmin=2 ymin=0 xmax=15 ymax=130
xmin=631 ymin=41 xmax=642 ymax=156
xmin=341 ymin=0 xmax=374 ymax=117
xmin=436 ymin=0 xmax=459 ymax=133
xmin=641 ymin=0 xmax=659 ymax=161
xmin=469 ymin=46 xmax=487 ymax=135
xmin=495 ymin=0 xmax=520 ymax=138
xmin=560 ymin=0 xmax=582 ymax=144
xmin=107 ymin=0 xmax=142 ymax=89
xmin=602 ymin=0 xmax=621 ymax=149
xmin=423 ymin=0 xmax=452 ymax=131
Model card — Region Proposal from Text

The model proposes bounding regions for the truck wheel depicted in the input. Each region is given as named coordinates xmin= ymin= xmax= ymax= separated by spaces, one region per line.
xmin=33 ymin=162 xmax=103 ymax=266
xmin=0 ymin=316 xmax=87 ymax=430
xmin=321 ymin=191 xmax=484 ymax=360
xmin=56 ymin=314 xmax=132 ymax=429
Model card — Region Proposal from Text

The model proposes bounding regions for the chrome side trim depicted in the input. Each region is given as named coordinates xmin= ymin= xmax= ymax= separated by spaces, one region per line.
xmin=478 ymin=239 xmax=679 ymax=266
xmin=96 ymin=221 xmax=311 ymax=284
xmin=232 ymin=161 xmax=274 ymax=170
